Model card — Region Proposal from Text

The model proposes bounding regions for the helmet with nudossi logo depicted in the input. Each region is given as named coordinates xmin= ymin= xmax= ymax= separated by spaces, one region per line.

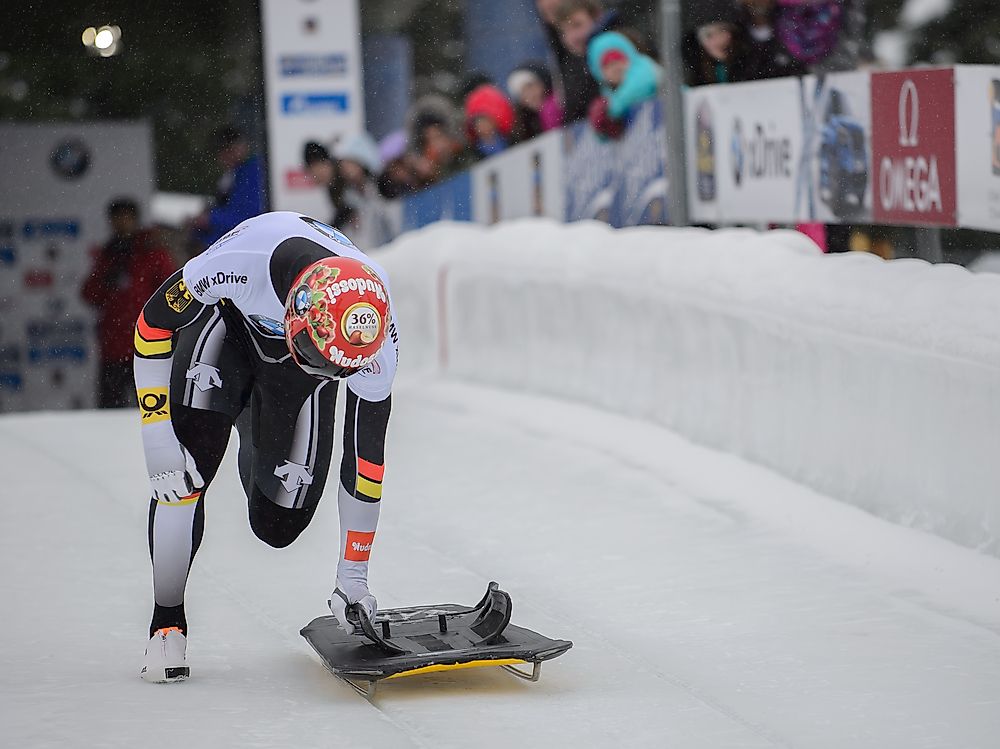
xmin=283 ymin=256 xmax=390 ymax=379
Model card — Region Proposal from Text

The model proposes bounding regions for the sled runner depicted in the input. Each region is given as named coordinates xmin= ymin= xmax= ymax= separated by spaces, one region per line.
xmin=300 ymin=582 xmax=572 ymax=699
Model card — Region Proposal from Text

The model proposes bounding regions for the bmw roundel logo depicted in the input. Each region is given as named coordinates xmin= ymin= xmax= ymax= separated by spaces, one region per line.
xmin=50 ymin=139 xmax=91 ymax=180
xmin=293 ymin=285 xmax=311 ymax=316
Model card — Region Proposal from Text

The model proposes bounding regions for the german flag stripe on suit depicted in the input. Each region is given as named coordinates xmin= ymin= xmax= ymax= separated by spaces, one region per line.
xmin=134 ymin=311 xmax=173 ymax=359
xmin=356 ymin=457 xmax=384 ymax=500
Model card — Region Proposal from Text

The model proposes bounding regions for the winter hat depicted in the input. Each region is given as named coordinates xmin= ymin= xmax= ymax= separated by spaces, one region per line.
xmin=303 ymin=141 xmax=332 ymax=165
xmin=335 ymin=132 xmax=382 ymax=175
xmin=599 ymin=48 xmax=628 ymax=67
xmin=506 ymin=68 xmax=543 ymax=101
xmin=464 ymin=85 xmax=515 ymax=138
xmin=378 ymin=130 xmax=409 ymax=164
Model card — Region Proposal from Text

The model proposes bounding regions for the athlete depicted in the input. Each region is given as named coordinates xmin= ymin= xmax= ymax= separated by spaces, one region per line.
xmin=135 ymin=211 xmax=398 ymax=683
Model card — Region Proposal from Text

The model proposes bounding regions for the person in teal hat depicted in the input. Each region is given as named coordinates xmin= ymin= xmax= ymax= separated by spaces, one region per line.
xmin=585 ymin=31 xmax=662 ymax=139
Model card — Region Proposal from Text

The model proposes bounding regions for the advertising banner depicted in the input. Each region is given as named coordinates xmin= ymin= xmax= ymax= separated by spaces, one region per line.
xmin=0 ymin=122 xmax=154 ymax=412
xmin=955 ymin=65 xmax=1000 ymax=232
xmin=471 ymin=131 xmax=564 ymax=224
xmin=871 ymin=68 xmax=957 ymax=226
xmin=261 ymin=0 xmax=365 ymax=216
xmin=798 ymin=72 xmax=873 ymax=223
xmin=686 ymin=78 xmax=803 ymax=224
xmin=564 ymin=100 xmax=668 ymax=227
xmin=685 ymin=86 xmax=723 ymax=224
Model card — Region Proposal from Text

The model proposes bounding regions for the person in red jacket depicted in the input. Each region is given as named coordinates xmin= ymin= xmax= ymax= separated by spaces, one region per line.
xmin=81 ymin=198 xmax=177 ymax=408
xmin=464 ymin=84 xmax=516 ymax=158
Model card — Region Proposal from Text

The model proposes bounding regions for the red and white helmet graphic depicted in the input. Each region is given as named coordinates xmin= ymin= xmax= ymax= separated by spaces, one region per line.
xmin=283 ymin=257 xmax=390 ymax=379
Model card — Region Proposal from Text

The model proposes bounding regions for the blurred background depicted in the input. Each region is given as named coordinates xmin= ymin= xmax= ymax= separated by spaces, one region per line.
xmin=1 ymin=0 xmax=999 ymax=413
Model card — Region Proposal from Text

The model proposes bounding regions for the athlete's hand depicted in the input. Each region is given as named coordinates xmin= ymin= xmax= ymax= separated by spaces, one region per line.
xmin=329 ymin=585 xmax=377 ymax=635
xmin=148 ymin=444 xmax=204 ymax=502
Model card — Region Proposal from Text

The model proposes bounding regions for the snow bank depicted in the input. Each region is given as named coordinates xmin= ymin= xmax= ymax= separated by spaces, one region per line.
xmin=376 ymin=219 xmax=1000 ymax=555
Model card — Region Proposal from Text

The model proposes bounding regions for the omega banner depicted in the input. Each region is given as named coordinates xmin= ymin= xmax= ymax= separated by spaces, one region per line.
xmin=871 ymin=68 xmax=956 ymax=226
xmin=683 ymin=65 xmax=999 ymax=231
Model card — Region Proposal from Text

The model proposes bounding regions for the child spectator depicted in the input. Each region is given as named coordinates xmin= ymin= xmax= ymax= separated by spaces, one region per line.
xmin=407 ymin=95 xmax=476 ymax=182
xmin=507 ymin=63 xmax=563 ymax=142
xmin=585 ymin=31 xmax=662 ymax=139
xmin=464 ymin=85 xmax=516 ymax=159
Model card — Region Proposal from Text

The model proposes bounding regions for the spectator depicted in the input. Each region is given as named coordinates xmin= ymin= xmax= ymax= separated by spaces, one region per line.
xmin=536 ymin=0 xmax=598 ymax=123
xmin=81 ymin=198 xmax=176 ymax=408
xmin=303 ymin=141 xmax=356 ymax=231
xmin=586 ymin=31 xmax=662 ymax=139
xmin=736 ymin=0 xmax=805 ymax=78
xmin=406 ymin=94 xmax=476 ymax=183
xmin=464 ymin=85 xmax=516 ymax=158
xmin=191 ymin=126 xmax=266 ymax=246
xmin=335 ymin=132 xmax=395 ymax=248
xmin=376 ymin=130 xmax=422 ymax=199
xmin=773 ymin=0 xmax=866 ymax=73
xmin=683 ymin=14 xmax=764 ymax=86
xmin=507 ymin=63 xmax=563 ymax=142
xmin=552 ymin=0 xmax=656 ymax=121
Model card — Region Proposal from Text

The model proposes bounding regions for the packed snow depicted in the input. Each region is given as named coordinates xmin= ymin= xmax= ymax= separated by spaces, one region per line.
xmin=4 ymin=219 xmax=999 ymax=748
xmin=3 ymin=377 xmax=1000 ymax=748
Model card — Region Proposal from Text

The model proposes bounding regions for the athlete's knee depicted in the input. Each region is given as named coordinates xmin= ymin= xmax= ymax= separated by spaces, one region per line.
xmin=247 ymin=488 xmax=316 ymax=548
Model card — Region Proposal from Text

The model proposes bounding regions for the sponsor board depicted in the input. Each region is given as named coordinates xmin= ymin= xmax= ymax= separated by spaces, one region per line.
xmin=471 ymin=130 xmax=564 ymax=224
xmin=799 ymin=72 xmax=873 ymax=222
xmin=261 ymin=0 xmax=364 ymax=214
xmin=686 ymin=78 xmax=803 ymax=223
xmin=955 ymin=65 xmax=1000 ymax=232
xmin=871 ymin=68 xmax=957 ymax=226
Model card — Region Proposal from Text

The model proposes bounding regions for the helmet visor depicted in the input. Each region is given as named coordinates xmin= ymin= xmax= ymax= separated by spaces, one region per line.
xmin=289 ymin=329 xmax=361 ymax=379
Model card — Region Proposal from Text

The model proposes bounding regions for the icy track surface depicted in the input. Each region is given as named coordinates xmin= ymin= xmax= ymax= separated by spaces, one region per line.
xmin=3 ymin=378 xmax=1000 ymax=749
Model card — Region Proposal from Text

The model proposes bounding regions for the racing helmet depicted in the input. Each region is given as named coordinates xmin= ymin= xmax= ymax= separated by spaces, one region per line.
xmin=283 ymin=256 xmax=390 ymax=379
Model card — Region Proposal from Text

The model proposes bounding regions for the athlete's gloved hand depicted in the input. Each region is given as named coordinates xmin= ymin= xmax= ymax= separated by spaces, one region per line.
xmin=329 ymin=580 xmax=377 ymax=635
xmin=144 ymin=423 xmax=204 ymax=502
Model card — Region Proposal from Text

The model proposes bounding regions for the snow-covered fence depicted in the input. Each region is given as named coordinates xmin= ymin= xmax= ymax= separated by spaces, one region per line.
xmin=379 ymin=219 xmax=1000 ymax=556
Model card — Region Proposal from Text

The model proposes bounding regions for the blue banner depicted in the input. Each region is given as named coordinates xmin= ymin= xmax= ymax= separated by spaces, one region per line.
xmin=401 ymin=172 xmax=473 ymax=231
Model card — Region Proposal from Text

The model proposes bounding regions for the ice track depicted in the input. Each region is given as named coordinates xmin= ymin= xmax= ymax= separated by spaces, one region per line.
xmin=3 ymin=377 xmax=1000 ymax=749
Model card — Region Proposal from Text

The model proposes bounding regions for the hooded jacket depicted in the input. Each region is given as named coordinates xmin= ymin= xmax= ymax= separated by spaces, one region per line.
xmin=586 ymin=32 xmax=662 ymax=120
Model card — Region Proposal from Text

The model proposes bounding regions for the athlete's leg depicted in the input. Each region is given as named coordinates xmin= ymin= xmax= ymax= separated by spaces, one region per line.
xmin=147 ymin=406 xmax=230 ymax=635
xmin=235 ymin=365 xmax=339 ymax=547
xmin=335 ymin=386 xmax=391 ymax=599
xmin=146 ymin=307 xmax=251 ymax=636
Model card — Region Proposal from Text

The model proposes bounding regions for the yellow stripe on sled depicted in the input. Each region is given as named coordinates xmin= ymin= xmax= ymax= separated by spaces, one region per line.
xmin=356 ymin=475 xmax=382 ymax=499
xmin=385 ymin=658 xmax=527 ymax=680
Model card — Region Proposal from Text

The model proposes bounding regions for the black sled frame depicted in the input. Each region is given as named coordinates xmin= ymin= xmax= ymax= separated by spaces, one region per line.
xmin=300 ymin=582 xmax=572 ymax=699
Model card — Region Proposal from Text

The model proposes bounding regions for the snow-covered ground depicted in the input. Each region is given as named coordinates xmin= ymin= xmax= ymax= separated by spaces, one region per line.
xmin=3 ymin=377 xmax=1000 ymax=749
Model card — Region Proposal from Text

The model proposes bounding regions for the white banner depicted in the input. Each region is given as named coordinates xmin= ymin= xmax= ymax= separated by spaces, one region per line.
xmin=955 ymin=65 xmax=1000 ymax=232
xmin=471 ymin=131 xmax=564 ymax=224
xmin=0 ymin=122 xmax=154 ymax=412
xmin=260 ymin=0 xmax=365 ymax=216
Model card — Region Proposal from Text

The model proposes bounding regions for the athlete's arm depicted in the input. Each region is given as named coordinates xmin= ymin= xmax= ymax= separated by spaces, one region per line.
xmin=133 ymin=270 xmax=207 ymax=501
